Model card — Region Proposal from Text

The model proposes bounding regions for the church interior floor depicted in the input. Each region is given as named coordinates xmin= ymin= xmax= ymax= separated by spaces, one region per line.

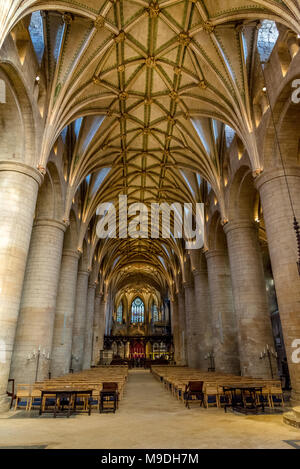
xmin=0 ymin=370 xmax=299 ymax=449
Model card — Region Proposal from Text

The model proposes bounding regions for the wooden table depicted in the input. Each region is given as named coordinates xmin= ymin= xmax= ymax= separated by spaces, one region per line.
xmin=223 ymin=386 xmax=265 ymax=414
xmin=39 ymin=389 xmax=93 ymax=418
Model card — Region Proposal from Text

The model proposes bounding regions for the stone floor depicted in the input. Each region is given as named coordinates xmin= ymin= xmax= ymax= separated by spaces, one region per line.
xmin=0 ymin=370 xmax=299 ymax=449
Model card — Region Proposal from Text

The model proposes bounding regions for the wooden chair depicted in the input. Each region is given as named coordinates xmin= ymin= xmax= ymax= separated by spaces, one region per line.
xmin=14 ymin=384 xmax=31 ymax=411
xmin=184 ymin=381 xmax=204 ymax=409
xmin=204 ymin=383 xmax=219 ymax=408
xmin=269 ymin=384 xmax=284 ymax=408
xmin=256 ymin=386 xmax=272 ymax=409
xmin=28 ymin=387 xmax=42 ymax=411
xmin=100 ymin=382 xmax=119 ymax=413
xmin=89 ymin=388 xmax=101 ymax=411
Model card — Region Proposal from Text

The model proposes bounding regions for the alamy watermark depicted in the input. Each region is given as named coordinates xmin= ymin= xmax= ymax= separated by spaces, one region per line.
xmin=292 ymin=339 xmax=300 ymax=364
xmin=291 ymin=79 xmax=300 ymax=103
xmin=96 ymin=195 xmax=204 ymax=250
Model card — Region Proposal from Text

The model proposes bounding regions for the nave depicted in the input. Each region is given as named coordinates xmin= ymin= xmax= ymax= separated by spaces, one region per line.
xmin=0 ymin=369 xmax=298 ymax=450
xmin=2 ymin=0 xmax=300 ymax=450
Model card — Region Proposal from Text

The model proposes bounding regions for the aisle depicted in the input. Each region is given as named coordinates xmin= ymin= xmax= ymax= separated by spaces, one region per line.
xmin=0 ymin=370 xmax=297 ymax=449
xmin=120 ymin=369 xmax=183 ymax=415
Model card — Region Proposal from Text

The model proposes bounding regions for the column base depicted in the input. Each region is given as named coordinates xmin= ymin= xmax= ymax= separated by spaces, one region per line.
xmin=0 ymin=394 xmax=11 ymax=412
xmin=283 ymin=407 xmax=300 ymax=429
xmin=290 ymin=389 xmax=300 ymax=407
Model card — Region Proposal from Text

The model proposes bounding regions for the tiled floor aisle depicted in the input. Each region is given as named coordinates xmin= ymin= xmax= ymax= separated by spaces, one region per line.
xmin=0 ymin=370 xmax=299 ymax=449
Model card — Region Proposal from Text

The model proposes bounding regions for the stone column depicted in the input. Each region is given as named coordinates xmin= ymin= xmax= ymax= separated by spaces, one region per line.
xmin=183 ymin=281 xmax=196 ymax=367
xmin=10 ymin=218 xmax=66 ymax=385
xmin=92 ymin=293 xmax=101 ymax=366
xmin=98 ymin=298 xmax=107 ymax=352
xmin=146 ymin=341 xmax=152 ymax=359
xmin=71 ymin=269 xmax=89 ymax=371
xmin=224 ymin=221 xmax=277 ymax=378
xmin=82 ymin=284 xmax=96 ymax=370
xmin=192 ymin=269 xmax=213 ymax=370
xmin=256 ymin=167 xmax=300 ymax=401
xmin=0 ymin=162 xmax=42 ymax=411
xmin=170 ymin=298 xmax=180 ymax=364
xmin=51 ymin=249 xmax=80 ymax=377
xmin=205 ymin=250 xmax=240 ymax=374
xmin=125 ymin=342 xmax=130 ymax=359
xmin=177 ymin=290 xmax=187 ymax=365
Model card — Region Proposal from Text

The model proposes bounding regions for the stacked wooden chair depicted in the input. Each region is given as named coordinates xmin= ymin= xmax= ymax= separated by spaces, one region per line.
xmin=13 ymin=365 xmax=128 ymax=415
xmin=151 ymin=366 xmax=284 ymax=411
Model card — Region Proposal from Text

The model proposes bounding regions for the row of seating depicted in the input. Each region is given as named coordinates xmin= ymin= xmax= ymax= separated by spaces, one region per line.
xmin=151 ymin=366 xmax=284 ymax=409
xmin=14 ymin=365 xmax=128 ymax=414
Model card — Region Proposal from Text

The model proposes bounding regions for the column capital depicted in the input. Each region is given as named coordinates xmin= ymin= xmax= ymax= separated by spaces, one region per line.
xmin=223 ymin=220 xmax=257 ymax=235
xmin=62 ymin=249 xmax=81 ymax=259
xmin=192 ymin=268 xmax=207 ymax=277
xmin=34 ymin=218 xmax=68 ymax=232
xmin=255 ymin=166 xmax=300 ymax=191
xmin=183 ymin=280 xmax=193 ymax=289
xmin=88 ymin=283 xmax=97 ymax=290
xmin=78 ymin=270 xmax=90 ymax=278
xmin=0 ymin=161 xmax=44 ymax=186
xmin=205 ymin=249 xmax=227 ymax=260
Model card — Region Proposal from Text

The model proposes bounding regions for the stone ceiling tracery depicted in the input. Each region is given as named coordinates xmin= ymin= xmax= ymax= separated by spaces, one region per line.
xmin=2 ymin=0 xmax=299 ymax=296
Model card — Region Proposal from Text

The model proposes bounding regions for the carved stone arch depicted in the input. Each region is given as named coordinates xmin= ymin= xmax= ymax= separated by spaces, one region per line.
xmin=227 ymin=165 xmax=258 ymax=222
xmin=206 ymin=211 xmax=228 ymax=252
xmin=35 ymin=161 xmax=63 ymax=220
xmin=0 ymin=62 xmax=36 ymax=165
xmin=63 ymin=208 xmax=79 ymax=252
xmin=0 ymin=67 xmax=24 ymax=162
xmin=263 ymin=77 xmax=300 ymax=169
xmin=188 ymin=250 xmax=208 ymax=273
xmin=79 ymin=238 xmax=89 ymax=272
xmin=182 ymin=252 xmax=194 ymax=285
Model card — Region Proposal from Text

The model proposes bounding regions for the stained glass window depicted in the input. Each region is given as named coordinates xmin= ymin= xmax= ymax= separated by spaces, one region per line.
xmin=131 ymin=297 xmax=145 ymax=323
xmin=116 ymin=301 xmax=123 ymax=324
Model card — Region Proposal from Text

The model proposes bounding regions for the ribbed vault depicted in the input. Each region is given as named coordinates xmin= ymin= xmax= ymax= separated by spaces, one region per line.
xmin=3 ymin=0 xmax=298 ymax=297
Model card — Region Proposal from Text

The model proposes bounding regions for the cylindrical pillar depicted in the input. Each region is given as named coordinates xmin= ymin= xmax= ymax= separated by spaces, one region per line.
xmin=125 ymin=341 xmax=130 ymax=359
xmin=82 ymin=284 xmax=96 ymax=369
xmin=92 ymin=293 xmax=101 ymax=366
xmin=192 ymin=269 xmax=213 ymax=370
xmin=183 ymin=281 xmax=196 ymax=367
xmin=256 ymin=167 xmax=300 ymax=401
xmin=177 ymin=290 xmax=187 ymax=365
xmin=71 ymin=270 xmax=89 ymax=371
xmin=10 ymin=218 xmax=66 ymax=385
xmin=224 ymin=221 xmax=277 ymax=378
xmin=170 ymin=298 xmax=180 ymax=364
xmin=0 ymin=162 xmax=42 ymax=411
xmin=51 ymin=249 xmax=80 ymax=377
xmin=98 ymin=298 xmax=107 ymax=353
xmin=205 ymin=250 xmax=240 ymax=374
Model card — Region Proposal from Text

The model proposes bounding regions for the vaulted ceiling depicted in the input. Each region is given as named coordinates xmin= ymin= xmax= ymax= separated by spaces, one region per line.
xmin=3 ymin=0 xmax=299 ymax=297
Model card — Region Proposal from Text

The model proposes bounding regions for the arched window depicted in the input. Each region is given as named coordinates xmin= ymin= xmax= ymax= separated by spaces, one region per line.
xmin=257 ymin=20 xmax=279 ymax=63
xmin=131 ymin=297 xmax=145 ymax=323
xmin=151 ymin=302 xmax=159 ymax=323
xmin=116 ymin=301 xmax=123 ymax=324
